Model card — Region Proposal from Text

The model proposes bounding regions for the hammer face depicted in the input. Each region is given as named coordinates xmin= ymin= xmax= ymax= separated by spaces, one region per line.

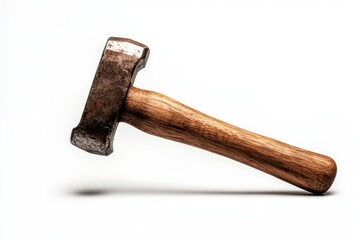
xmin=71 ymin=37 xmax=149 ymax=155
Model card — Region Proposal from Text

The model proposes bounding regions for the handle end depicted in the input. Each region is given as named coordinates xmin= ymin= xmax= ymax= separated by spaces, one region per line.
xmin=307 ymin=156 xmax=337 ymax=194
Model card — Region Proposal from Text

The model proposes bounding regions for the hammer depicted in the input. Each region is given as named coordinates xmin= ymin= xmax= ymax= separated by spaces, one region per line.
xmin=71 ymin=37 xmax=337 ymax=194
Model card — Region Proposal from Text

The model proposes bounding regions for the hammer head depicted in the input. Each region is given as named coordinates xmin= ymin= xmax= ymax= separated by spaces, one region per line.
xmin=71 ymin=37 xmax=149 ymax=155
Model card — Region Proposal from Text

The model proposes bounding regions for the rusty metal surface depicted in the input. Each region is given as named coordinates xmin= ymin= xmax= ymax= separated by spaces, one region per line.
xmin=71 ymin=37 xmax=149 ymax=155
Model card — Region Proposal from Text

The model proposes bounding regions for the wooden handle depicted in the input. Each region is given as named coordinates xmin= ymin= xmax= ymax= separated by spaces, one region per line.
xmin=120 ymin=87 xmax=337 ymax=194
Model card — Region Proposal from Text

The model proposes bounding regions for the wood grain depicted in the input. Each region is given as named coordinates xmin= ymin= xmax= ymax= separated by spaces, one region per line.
xmin=120 ymin=87 xmax=337 ymax=194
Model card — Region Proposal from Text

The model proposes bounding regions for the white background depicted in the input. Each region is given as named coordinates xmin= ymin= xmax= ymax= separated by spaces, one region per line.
xmin=1 ymin=0 xmax=359 ymax=239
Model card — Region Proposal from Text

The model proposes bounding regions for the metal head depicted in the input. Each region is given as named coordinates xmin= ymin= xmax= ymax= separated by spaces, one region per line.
xmin=71 ymin=37 xmax=149 ymax=155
